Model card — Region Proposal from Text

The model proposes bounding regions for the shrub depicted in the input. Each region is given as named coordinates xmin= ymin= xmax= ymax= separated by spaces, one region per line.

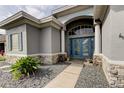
xmin=11 ymin=57 xmax=41 ymax=80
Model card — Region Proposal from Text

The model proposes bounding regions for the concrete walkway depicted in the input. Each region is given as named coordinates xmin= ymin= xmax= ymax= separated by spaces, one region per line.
xmin=44 ymin=62 xmax=83 ymax=88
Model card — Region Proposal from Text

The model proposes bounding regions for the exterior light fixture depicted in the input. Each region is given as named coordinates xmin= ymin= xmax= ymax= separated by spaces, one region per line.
xmin=119 ymin=33 xmax=124 ymax=39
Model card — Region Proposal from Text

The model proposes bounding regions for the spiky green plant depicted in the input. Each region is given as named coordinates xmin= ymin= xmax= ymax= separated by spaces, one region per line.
xmin=11 ymin=57 xmax=41 ymax=80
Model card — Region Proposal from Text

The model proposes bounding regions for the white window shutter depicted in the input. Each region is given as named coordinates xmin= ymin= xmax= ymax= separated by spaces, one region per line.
xmin=18 ymin=32 xmax=23 ymax=51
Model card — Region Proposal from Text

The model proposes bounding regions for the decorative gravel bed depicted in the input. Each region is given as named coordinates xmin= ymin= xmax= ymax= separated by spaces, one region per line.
xmin=75 ymin=64 xmax=110 ymax=88
xmin=0 ymin=62 xmax=70 ymax=88
xmin=0 ymin=61 xmax=11 ymax=67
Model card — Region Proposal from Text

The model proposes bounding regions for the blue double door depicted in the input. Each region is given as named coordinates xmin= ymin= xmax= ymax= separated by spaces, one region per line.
xmin=70 ymin=37 xmax=94 ymax=59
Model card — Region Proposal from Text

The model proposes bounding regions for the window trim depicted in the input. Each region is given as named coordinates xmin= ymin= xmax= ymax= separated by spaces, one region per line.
xmin=8 ymin=32 xmax=23 ymax=52
xmin=8 ymin=34 xmax=12 ymax=51
xmin=18 ymin=32 xmax=23 ymax=51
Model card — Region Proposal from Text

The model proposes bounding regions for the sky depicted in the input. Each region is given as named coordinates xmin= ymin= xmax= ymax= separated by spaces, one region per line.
xmin=0 ymin=5 xmax=63 ymax=34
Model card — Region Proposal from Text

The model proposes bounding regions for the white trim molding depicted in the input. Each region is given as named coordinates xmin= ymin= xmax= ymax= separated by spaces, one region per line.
xmin=94 ymin=53 xmax=124 ymax=65
xmin=61 ymin=29 xmax=65 ymax=53
xmin=52 ymin=5 xmax=77 ymax=14
xmin=6 ymin=52 xmax=67 ymax=57
xmin=6 ymin=53 xmax=28 ymax=57
xmin=94 ymin=22 xmax=101 ymax=54
xmin=101 ymin=54 xmax=124 ymax=65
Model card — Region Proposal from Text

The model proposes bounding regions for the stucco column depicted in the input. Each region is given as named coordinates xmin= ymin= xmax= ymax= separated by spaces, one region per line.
xmin=94 ymin=22 xmax=101 ymax=54
xmin=61 ymin=29 xmax=65 ymax=53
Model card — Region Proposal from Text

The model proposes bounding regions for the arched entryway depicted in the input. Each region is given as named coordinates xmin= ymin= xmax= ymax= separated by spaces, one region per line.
xmin=65 ymin=16 xmax=94 ymax=59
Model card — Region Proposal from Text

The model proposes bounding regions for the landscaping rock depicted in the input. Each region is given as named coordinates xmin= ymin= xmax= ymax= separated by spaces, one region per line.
xmin=0 ymin=62 xmax=70 ymax=88
xmin=75 ymin=64 xmax=109 ymax=88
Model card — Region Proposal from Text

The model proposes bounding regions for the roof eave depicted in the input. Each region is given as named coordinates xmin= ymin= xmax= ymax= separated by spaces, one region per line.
xmin=94 ymin=5 xmax=108 ymax=22
xmin=0 ymin=11 xmax=63 ymax=30
xmin=52 ymin=5 xmax=77 ymax=14
xmin=52 ymin=5 xmax=93 ymax=18
xmin=0 ymin=11 xmax=40 ymax=29
xmin=40 ymin=16 xmax=63 ymax=28
xmin=0 ymin=11 xmax=23 ymax=28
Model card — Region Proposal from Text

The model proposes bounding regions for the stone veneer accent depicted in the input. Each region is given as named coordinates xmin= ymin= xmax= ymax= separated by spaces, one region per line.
xmin=93 ymin=54 xmax=102 ymax=65
xmin=40 ymin=53 xmax=67 ymax=64
xmin=5 ymin=53 xmax=67 ymax=65
xmin=94 ymin=54 xmax=124 ymax=88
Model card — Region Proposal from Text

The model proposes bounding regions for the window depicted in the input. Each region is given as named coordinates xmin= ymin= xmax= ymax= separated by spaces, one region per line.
xmin=12 ymin=33 xmax=19 ymax=51
xmin=68 ymin=24 xmax=94 ymax=36
xmin=8 ymin=32 xmax=23 ymax=51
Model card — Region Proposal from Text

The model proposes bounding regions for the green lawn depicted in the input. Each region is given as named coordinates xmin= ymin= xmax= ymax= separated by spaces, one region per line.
xmin=0 ymin=56 xmax=6 ymax=61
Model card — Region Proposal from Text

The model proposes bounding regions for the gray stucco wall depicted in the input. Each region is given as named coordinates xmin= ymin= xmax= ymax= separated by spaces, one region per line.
xmin=26 ymin=24 xmax=40 ymax=54
xmin=102 ymin=5 xmax=124 ymax=61
xmin=102 ymin=6 xmax=112 ymax=59
xmin=40 ymin=27 xmax=61 ymax=53
xmin=6 ymin=24 xmax=61 ymax=55
xmin=40 ymin=27 xmax=52 ymax=53
xmin=6 ymin=24 xmax=27 ymax=55
xmin=51 ymin=27 xmax=61 ymax=53
xmin=110 ymin=5 xmax=124 ymax=61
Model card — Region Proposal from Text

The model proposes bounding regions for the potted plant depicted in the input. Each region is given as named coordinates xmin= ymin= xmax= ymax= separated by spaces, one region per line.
xmin=89 ymin=58 xmax=93 ymax=63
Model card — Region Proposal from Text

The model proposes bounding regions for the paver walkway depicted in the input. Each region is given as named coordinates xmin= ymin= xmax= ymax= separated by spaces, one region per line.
xmin=44 ymin=62 xmax=83 ymax=88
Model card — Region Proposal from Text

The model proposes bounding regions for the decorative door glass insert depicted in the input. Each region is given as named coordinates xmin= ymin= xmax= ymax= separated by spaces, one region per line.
xmin=70 ymin=37 xmax=94 ymax=59
xmin=71 ymin=38 xmax=82 ymax=58
xmin=74 ymin=39 xmax=80 ymax=55
xmin=67 ymin=24 xmax=94 ymax=36
xmin=82 ymin=38 xmax=89 ymax=56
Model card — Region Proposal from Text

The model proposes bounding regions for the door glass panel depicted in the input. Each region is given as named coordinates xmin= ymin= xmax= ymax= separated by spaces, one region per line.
xmin=90 ymin=38 xmax=94 ymax=56
xmin=74 ymin=39 xmax=81 ymax=55
xmin=70 ymin=37 xmax=94 ymax=59
xmin=82 ymin=38 xmax=89 ymax=56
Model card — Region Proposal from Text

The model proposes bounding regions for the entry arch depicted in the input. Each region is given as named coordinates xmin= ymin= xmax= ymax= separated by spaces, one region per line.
xmin=64 ymin=16 xmax=94 ymax=59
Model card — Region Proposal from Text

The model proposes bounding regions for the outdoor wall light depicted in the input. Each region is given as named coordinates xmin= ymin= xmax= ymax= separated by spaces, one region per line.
xmin=119 ymin=33 xmax=124 ymax=39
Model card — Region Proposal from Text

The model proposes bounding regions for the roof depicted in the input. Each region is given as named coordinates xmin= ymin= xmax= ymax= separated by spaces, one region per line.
xmin=0 ymin=5 xmax=94 ymax=29
xmin=0 ymin=11 xmax=63 ymax=30
xmin=0 ymin=11 xmax=39 ymax=27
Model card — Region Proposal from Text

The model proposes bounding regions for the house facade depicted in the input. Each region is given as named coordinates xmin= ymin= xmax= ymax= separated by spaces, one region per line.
xmin=0 ymin=5 xmax=124 ymax=87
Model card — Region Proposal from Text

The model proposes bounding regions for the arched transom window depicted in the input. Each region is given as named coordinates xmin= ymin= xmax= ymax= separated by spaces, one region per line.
xmin=67 ymin=24 xmax=94 ymax=36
